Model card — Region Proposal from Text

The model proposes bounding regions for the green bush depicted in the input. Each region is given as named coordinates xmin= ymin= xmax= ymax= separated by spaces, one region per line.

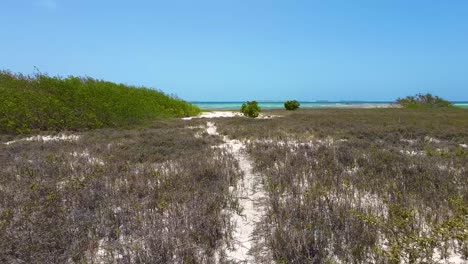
xmin=284 ymin=100 xmax=300 ymax=110
xmin=396 ymin=93 xmax=453 ymax=108
xmin=0 ymin=70 xmax=201 ymax=134
xmin=240 ymin=101 xmax=261 ymax=118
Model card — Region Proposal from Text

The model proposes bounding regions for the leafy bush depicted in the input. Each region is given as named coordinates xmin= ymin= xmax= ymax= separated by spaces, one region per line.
xmin=396 ymin=93 xmax=453 ymax=108
xmin=284 ymin=100 xmax=300 ymax=110
xmin=0 ymin=70 xmax=201 ymax=134
xmin=240 ymin=101 xmax=261 ymax=118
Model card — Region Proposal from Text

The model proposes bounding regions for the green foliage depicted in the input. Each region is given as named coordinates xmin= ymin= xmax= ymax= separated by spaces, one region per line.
xmin=0 ymin=70 xmax=201 ymax=134
xmin=284 ymin=100 xmax=300 ymax=110
xmin=240 ymin=101 xmax=261 ymax=118
xmin=434 ymin=195 xmax=468 ymax=257
xmin=353 ymin=199 xmax=468 ymax=263
xmin=397 ymin=93 xmax=454 ymax=109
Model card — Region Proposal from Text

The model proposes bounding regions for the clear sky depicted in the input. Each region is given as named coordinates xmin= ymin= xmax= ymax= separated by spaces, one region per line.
xmin=1 ymin=0 xmax=467 ymax=101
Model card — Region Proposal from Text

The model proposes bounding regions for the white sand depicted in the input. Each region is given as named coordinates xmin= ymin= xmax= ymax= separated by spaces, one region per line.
xmin=425 ymin=136 xmax=442 ymax=143
xmin=399 ymin=149 xmax=426 ymax=157
xmin=400 ymin=138 xmax=418 ymax=145
xmin=4 ymin=134 xmax=80 ymax=145
xmin=70 ymin=150 xmax=105 ymax=166
xmin=183 ymin=111 xmax=279 ymax=120
xmin=206 ymin=121 xmax=219 ymax=135
xmin=183 ymin=111 xmax=243 ymax=120
xmin=433 ymin=247 xmax=466 ymax=264
xmin=206 ymin=121 xmax=269 ymax=263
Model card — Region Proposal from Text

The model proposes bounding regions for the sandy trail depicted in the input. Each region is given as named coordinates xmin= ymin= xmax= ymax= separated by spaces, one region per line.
xmin=183 ymin=111 xmax=279 ymax=120
xmin=3 ymin=134 xmax=80 ymax=145
xmin=205 ymin=122 xmax=269 ymax=263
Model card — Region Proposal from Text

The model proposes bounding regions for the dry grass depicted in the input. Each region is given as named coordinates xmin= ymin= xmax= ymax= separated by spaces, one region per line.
xmin=0 ymin=120 xmax=240 ymax=263
xmin=1 ymin=109 xmax=467 ymax=263
xmin=215 ymin=108 xmax=468 ymax=263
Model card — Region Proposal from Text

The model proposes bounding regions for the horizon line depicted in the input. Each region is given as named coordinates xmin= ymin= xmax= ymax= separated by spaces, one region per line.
xmin=189 ymin=100 xmax=468 ymax=103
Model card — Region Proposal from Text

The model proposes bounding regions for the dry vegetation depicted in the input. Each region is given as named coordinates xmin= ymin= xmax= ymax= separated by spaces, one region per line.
xmin=1 ymin=108 xmax=467 ymax=263
xmin=0 ymin=120 xmax=241 ymax=263
xmin=216 ymin=108 xmax=468 ymax=263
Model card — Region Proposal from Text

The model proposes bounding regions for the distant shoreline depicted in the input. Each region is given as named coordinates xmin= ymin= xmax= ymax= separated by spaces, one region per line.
xmin=191 ymin=101 xmax=468 ymax=110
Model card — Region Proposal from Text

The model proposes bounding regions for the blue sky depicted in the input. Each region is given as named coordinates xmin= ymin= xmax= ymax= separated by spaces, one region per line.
xmin=1 ymin=0 xmax=467 ymax=101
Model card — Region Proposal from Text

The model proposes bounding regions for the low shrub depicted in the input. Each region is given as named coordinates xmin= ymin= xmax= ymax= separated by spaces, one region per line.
xmin=396 ymin=93 xmax=453 ymax=108
xmin=240 ymin=101 xmax=261 ymax=118
xmin=284 ymin=100 xmax=300 ymax=110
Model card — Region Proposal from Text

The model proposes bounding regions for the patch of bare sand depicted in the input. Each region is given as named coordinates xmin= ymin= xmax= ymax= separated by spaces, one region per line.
xmin=4 ymin=134 xmax=80 ymax=145
xmin=183 ymin=111 xmax=279 ymax=120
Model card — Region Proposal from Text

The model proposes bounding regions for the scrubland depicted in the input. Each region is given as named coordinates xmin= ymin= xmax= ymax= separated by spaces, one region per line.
xmin=0 ymin=120 xmax=241 ymax=263
xmin=1 ymin=108 xmax=467 ymax=263
xmin=216 ymin=108 xmax=468 ymax=263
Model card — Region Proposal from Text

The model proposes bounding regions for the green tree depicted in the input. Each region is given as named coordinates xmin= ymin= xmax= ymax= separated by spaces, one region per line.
xmin=284 ymin=100 xmax=300 ymax=110
xmin=396 ymin=93 xmax=453 ymax=108
xmin=240 ymin=101 xmax=261 ymax=118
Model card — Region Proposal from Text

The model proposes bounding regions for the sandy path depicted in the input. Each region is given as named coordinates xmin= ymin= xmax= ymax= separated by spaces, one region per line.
xmin=206 ymin=122 xmax=269 ymax=263
xmin=183 ymin=111 xmax=278 ymax=120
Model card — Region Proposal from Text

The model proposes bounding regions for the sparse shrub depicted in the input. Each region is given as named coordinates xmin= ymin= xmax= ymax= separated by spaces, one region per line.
xmin=0 ymin=123 xmax=241 ymax=262
xmin=284 ymin=100 xmax=300 ymax=110
xmin=240 ymin=101 xmax=261 ymax=118
xmin=215 ymin=108 xmax=468 ymax=263
xmin=2 ymin=109 xmax=468 ymax=263
xmin=396 ymin=93 xmax=453 ymax=108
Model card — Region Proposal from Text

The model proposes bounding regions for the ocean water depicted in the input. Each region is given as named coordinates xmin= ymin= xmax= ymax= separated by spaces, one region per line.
xmin=191 ymin=101 xmax=468 ymax=110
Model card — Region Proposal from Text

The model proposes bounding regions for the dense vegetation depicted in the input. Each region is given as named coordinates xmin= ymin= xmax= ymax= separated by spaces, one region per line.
xmin=216 ymin=108 xmax=468 ymax=263
xmin=284 ymin=100 xmax=300 ymax=110
xmin=0 ymin=71 xmax=200 ymax=134
xmin=240 ymin=101 xmax=261 ymax=118
xmin=396 ymin=93 xmax=454 ymax=109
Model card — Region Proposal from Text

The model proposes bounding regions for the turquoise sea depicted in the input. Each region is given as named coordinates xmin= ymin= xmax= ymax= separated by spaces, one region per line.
xmin=192 ymin=101 xmax=468 ymax=110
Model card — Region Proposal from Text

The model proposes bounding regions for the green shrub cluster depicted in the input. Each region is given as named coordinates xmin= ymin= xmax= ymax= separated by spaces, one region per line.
xmin=284 ymin=100 xmax=300 ymax=110
xmin=240 ymin=101 xmax=261 ymax=118
xmin=396 ymin=93 xmax=453 ymax=108
xmin=0 ymin=71 xmax=200 ymax=134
